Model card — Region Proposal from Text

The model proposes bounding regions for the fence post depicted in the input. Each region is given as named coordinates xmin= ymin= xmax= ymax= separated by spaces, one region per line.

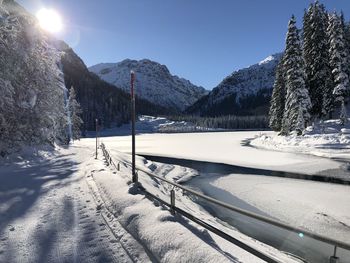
xmin=95 ymin=118 xmax=98 ymax=159
xmin=330 ymin=246 xmax=339 ymax=263
xmin=170 ymin=189 xmax=176 ymax=214
xmin=130 ymin=71 xmax=137 ymax=183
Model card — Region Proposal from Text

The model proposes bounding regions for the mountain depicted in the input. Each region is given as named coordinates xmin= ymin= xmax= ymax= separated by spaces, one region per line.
xmin=61 ymin=49 xmax=171 ymax=131
xmin=89 ymin=59 xmax=208 ymax=111
xmin=186 ymin=53 xmax=283 ymax=117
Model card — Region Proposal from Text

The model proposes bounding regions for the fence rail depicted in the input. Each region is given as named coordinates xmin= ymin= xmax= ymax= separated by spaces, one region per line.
xmin=100 ymin=143 xmax=350 ymax=263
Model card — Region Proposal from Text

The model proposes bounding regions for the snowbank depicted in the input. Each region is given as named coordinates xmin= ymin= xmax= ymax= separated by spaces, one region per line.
xmin=93 ymin=145 xmax=305 ymax=263
xmin=90 ymin=161 xmax=242 ymax=262
xmin=251 ymin=119 xmax=350 ymax=161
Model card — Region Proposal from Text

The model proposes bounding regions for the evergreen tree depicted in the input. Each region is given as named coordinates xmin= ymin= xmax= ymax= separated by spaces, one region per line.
xmin=269 ymin=57 xmax=286 ymax=132
xmin=282 ymin=16 xmax=311 ymax=134
xmin=303 ymin=1 xmax=332 ymax=118
xmin=343 ymin=20 xmax=350 ymax=88
xmin=295 ymin=106 xmax=305 ymax=135
xmin=0 ymin=79 xmax=15 ymax=155
xmin=327 ymin=12 xmax=350 ymax=125
xmin=68 ymin=86 xmax=83 ymax=140
xmin=340 ymin=101 xmax=348 ymax=125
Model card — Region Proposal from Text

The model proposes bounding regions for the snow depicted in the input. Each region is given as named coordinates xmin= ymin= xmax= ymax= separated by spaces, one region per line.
xmin=92 ymin=163 xmax=239 ymax=262
xmin=101 ymin=131 xmax=345 ymax=176
xmin=207 ymin=174 xmax=350 ymax=243
xmin=0 ymin=136 xmax=300 ymax=263
xmin=87 ymin=115 xmax=218 ymax=137
xmin=95 ymin=145 xmax=302 ymax=263
xmin=0 ymin=145 xmax=136 ymax=262
xmin=89 ymin=59 xmax=207 ymax=111
xmin=251 ymin=119 xmax=350 ymax=161
xmin=208 ymin=53 xmax=283 ymax=105
xmin=185 ymin=171 xmax=350 ymax=262
xmin=258 ymin=55 xmax=275 ymax=65
xmin=97 ymin=130 xmax=350 ymax=262
xmin=2 ymin=126 xmax=349 ymax=262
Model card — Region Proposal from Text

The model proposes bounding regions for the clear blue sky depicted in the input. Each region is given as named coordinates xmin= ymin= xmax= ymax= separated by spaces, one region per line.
xmin=18 ymin=0 xmax=350 ymax=89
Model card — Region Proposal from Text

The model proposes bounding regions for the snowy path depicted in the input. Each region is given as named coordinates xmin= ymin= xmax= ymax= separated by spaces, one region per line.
xmin=0 ymin=145 xmax=145 ymax=263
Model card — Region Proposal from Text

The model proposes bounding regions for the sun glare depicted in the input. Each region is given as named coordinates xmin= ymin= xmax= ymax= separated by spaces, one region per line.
xmin=36 ymin=8 xmax=63 ymax=33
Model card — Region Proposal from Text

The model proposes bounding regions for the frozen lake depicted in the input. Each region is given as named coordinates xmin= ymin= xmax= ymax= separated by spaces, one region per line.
xmin=101 ymin=131 xmax=348 ymax=177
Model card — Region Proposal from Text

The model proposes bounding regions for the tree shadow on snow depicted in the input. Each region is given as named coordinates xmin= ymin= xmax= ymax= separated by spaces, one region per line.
xmin=0 ymin=153 xmax=80 ymax=234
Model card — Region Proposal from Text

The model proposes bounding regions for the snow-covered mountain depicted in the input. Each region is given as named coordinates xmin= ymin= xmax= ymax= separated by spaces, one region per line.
xmin=89 ymin=59 xmax=208 ymax=111
xmin=186 ymin=53 xmax=283 ymax=116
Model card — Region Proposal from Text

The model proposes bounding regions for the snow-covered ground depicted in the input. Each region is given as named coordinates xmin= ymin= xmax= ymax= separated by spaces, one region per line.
xmin=0 ymin=145 xmax=147 ymax=263
xmin=251 ymin=119 xmax=350 ymax=161
xmin=98 ymin=131 xmax=350 ymax=262
xmin=188 ymin=173 xmax=350 ymax=243
xmin=1 ymin=128 xmax=349 ymax=262
xmin=0 ymin=137 xmax=302 ymax=263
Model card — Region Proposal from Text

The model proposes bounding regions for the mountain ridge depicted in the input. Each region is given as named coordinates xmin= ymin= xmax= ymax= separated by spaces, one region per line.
xmin=186 ymin=53 xmax=283 ymax=116
xmin=89 ymin=59 xmax=208 ymax=111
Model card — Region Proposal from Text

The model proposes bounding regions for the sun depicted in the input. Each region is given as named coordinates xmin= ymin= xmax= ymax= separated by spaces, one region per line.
xmin=36 ymin=8 xmax=63 ymax=33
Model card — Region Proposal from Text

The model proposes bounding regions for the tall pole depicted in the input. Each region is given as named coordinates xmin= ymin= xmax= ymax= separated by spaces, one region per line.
xmin=131 ymin=71 xmax=137 ymax=183
xmin=95 ymin=118 xmax=98 ymax=159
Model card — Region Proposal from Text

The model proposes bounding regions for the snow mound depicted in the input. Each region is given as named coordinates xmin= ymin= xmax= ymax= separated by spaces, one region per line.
xmin=92 ymin=163 xmax=236 ymax=262
xmin=251 ymin=119 xmax=350 ymax=160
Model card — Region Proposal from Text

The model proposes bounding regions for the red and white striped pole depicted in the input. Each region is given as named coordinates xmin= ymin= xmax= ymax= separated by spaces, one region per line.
xmin=130 ymin=71 xmax=137 ymax=183
xmin=95 ymin=118 xmax=98 ymax=159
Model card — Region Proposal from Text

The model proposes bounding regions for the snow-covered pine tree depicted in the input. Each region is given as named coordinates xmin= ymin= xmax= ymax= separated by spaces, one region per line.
xmin=295 ymin=105 xmax=305 ymax=135
xmin=0 ymin=3 xmax=67 ymax=150
xmin=269 ymin=56 xmax=286 ymax=132
xmin=303 ymin=1 xmax=333 ymax=118
xmin=340 ymin=101 xmax=348 ymax=125
xmin=281 ymin=16 xmax=312 ymax=134
xmin=343 ymin=19 xmax=350 ymax=91
xmin=0 ymin=79 xmax=15 ymax=155
xmin=327 ymin=12 xmax=350 ymax=125
xmin=68 ymin=86 xmax=83 ymax=140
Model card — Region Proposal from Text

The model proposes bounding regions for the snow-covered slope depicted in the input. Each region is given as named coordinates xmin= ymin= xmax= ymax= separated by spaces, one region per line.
xmin=187 ymin=53 xmax=283 ymax=116
xmin=251 ymin=118 xmax=350 ymax=160
xmin=211 ymin=53 xmax=282 ymax=103
xmin=89 ymin=59 xmax=208 ymax=111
